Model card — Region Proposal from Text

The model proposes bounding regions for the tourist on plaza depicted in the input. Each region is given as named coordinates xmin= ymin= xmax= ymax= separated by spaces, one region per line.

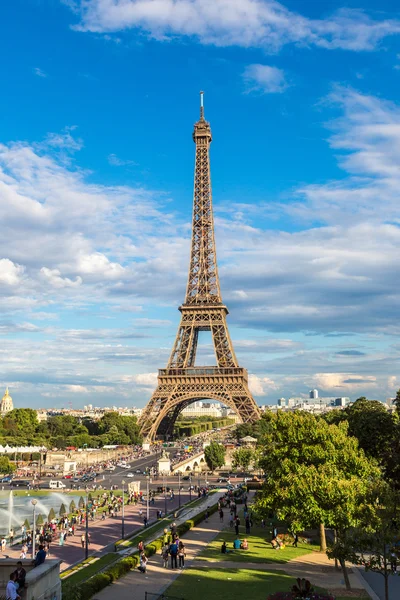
xmin=13 ymin=562 xmax=26 ymax=590
xmin=178 ymin=541 xmax=186 ymax=568
xmin=234 ymin=517 xmax=240 ymax=535
xmin=9 ymin=528 xmax=14 ymax=546
xmin=245 ymin=516 xmax=251 ymax=534
xmin=138 ymin=552 xmax=148 ymax=574
xmin=229 ymin=514 xmax=234 ymax=528
xmin=241 ymin=539 xmax=249 ymax=550
xmin=1 ymin=536 xmax=6 ymax=552
xmin=161 ymin=543 xmax=169 ymax=568
xmin=33 ymin=545 xmax=46 ymax=567
xmin=205 ymin=509 xmax=209 ymax=523
xmin=137 ymin=540 xmax=145 ymax=552
xmin=219 ymin=509 xmax=224 ymax=522
xmin=143 ymin=516 xmax=148 ymax=527
xmin=81 ymin=534 xmax=85 ymax=549
xmin=6 ymin=572 xmax=20 ymax=600
xmin=169 ymin=539 xmax=178 ymax=569
xmin=293 ymin=533 xmax=299 ymax=548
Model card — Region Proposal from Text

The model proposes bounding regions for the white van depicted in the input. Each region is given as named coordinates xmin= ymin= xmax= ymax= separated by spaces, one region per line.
xmin=49 ymin=480 xmax=67 ymax=489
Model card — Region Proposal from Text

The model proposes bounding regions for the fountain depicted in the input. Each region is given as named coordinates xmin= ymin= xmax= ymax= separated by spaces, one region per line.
xmin=8 ymin=490 xmax=13 ymax=534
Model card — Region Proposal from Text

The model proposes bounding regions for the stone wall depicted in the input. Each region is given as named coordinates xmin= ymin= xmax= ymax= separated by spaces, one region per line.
xmin=0 ymin=559 xmax=61 ymax=600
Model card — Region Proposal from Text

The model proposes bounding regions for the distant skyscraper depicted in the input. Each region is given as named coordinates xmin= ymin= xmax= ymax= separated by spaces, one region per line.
xmin=309 ymin=389 xmax=319 ymax=399
xmin=0 ymin=387 xmax=13 ymax=416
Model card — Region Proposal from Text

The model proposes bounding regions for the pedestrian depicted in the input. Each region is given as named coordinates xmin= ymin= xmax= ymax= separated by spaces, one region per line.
xmin=219 ymin=509 xmax=224 ymax=522
xmin=161 ymin=543 xmax=169 ymax=568
xmin=138 ymin=552 xmax=148 ymax=574
xmin=391 ymin=549 xmax=397 ymax=573
xmin=205 ymin=509 xmax=209 ymax=523
xmin=293 ymin=533 xmax=298 ymax=548
xmin=229 ymin=515 xmax=234 ymax=528
xmin=81 ymin=534 xmax=85 ymax=549
xmin=169 ymin=539 xmax=178 ymax=569
xmin=178 ymin=541 xmax=186 ymax=569
xmin=235 ymin=517 xmax=240 ymax=536
xmin=138 ymin=540 xmax=145 ymax=552
xmin=1 ymin=536 xmax=6 ymax=552
xmin=245 ymin=516 xmax=251 ymax=534
xmin=9 ymin=528 xmax=14 ymax=547
xmin=6 ymin=572 xmax=20 ymax=600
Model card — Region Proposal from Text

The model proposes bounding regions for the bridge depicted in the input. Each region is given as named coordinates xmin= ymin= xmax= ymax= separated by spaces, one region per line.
xmin=171 ymin=451 xmax=206 ymax=474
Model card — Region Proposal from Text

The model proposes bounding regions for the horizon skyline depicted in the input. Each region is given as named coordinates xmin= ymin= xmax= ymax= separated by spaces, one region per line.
xmin=2 ymin=1 xmax=400 ymax=408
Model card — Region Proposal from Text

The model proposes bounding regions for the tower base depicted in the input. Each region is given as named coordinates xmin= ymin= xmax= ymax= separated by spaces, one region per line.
xmin=138 ymin=366 xmax=260 ymax=441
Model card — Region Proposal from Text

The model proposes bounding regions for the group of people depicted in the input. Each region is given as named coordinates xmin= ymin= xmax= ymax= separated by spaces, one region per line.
xmin=160 ymin=523 xmax=186 ymax=570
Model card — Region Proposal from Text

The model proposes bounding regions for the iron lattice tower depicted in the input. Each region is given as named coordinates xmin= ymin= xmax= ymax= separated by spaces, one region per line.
xmin=138 ymin=93 xmax=260 ymax=440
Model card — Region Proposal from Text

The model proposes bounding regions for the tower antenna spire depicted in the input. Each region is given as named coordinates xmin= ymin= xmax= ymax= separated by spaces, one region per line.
xmin=200 ymin=90 xmax=204 ymax=119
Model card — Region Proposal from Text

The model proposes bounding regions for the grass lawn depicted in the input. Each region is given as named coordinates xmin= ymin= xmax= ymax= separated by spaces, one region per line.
xmin=166 ymin=567 xmax=295 ymax=600
xmin=198 ymin=507 xmax=320 ymax=565
xmin=61 ymin=553 xmax=118 ymax=584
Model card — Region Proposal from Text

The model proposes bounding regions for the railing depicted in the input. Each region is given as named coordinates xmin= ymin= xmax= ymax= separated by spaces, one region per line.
xmin=158 ymin=367 xmax=245 ymax=377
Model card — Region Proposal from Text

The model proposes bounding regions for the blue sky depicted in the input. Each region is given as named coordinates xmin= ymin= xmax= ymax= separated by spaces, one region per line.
xmin=2 ymin=0 xmax=400 ymax=408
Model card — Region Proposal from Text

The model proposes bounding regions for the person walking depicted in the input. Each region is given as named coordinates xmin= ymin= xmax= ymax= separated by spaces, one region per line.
xmin=293 ymin=533 xmax=299 ymax=548
xmin=81 ymin=534 xmax=85 ymax=549
xmin=169 ymin=540 xmax=178 ymax=569
xmin=138 ymin=552 xmax=148 ymax=574
xmin=235 ymin=517 xmax=240 ymax=536
xmin=178 ymin=541 xmax=186 ymax=569
xmin=6 ymin=572 xmax=20 ymax=600
xmin=219 ymin=509 xmax=224 ymax=522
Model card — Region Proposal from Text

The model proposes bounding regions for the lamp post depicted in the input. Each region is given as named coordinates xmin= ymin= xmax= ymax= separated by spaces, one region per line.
xmin=163 ymin=473 xmax=167 ymax=516
xmin=85 ymin=491 xmax=89 ymax=559
xmin=146 ymin=475 xmax=150 ymax=521
xmin=189 ymin=474 xmax=192 ymax=501
xmin=121 ymin=480 xmax=125 ymax=539
xmin=178 ymin=472 xmax=181 ymax=509
xmin=31 ymin=499 xmax=37 ymax=559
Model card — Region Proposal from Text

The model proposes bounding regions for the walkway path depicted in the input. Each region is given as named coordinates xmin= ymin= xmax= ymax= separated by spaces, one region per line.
xmin=95 ymin=503 xmax=226 ymax=600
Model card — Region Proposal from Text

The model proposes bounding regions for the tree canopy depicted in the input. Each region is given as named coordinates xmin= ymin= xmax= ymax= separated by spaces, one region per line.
xmin=204 ymin=441 xmax=226 ymax=471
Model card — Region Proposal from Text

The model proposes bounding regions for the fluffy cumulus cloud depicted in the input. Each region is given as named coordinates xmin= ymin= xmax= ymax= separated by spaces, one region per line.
xmin=3 ymin=83 xmax=400 ymax=406
xmin=243 ymin=64 xmax=288 ymax=94
xmin=70 ymin=1 xmax=400 ymax=52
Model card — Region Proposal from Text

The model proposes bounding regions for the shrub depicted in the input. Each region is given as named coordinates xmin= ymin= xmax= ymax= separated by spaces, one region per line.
xmin=267 ymin=594 xmax=334 ymax=600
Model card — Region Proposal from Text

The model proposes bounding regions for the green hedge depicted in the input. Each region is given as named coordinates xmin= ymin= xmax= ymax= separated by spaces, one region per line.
xmin=62 ymin=502 xmax=219 ymax=600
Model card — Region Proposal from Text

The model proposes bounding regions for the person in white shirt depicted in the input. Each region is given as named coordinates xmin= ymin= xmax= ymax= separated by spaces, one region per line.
xmin=6 ymin=573 xmax=20 ymax=600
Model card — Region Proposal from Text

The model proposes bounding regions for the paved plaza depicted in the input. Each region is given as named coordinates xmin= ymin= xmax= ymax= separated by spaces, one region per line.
xmin=1 ymin=489 xmax=191 ymax=569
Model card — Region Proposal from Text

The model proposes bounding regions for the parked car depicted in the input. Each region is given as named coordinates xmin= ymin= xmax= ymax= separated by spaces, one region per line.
xmin=127 ymin=472 xmax=134 ymax=478
xmin=135 ymin=469 xmax=142 ymax=474
xmin=0 ymin=475 xmax=12 ymax=483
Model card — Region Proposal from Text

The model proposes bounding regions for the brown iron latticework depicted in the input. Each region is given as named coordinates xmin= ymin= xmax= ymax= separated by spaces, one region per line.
xmin=138 ymin=93 xmax=260 ymax=440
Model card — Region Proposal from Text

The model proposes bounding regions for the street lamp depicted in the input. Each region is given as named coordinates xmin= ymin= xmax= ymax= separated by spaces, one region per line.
xmin=178 ymin=472 xmax=181 ymax=509
xmin=85 ymin=491 xmax=89 ymax=559
xmin=146 ymin=475 xmax=150 ymax=521
xmin=121 ymin=480 xmax=125 ymax=539
xmin=31 ymin=499 xmax=37 ymax=559
xmin=163 ymin=473 xmax=167 ymax=516
xmin=189 ymin=474 xmax=192 ymax=502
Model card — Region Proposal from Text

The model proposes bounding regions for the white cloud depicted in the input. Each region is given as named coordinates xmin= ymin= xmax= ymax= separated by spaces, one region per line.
xmin=243 ymin=64 xmax=288 ymax=94
xmin=248 ymin=374 xmax=277 ymax=396
xmin=70 ymin=1 xmax=400 ymax=52
xmin=40 ymin=267 xmax=83 ymax=288
xmin=0 ymin=259 xmax=24 ymax=285
xmin=108 ymin=153 xmax=138 ymax=167
xmin=311 ymin=372 xmax=377 ymax=392
xmin=33 ymin=67 xmax=47 ymax=78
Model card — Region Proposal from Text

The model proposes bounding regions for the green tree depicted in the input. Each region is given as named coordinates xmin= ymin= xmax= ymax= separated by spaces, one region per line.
xmin=232 ymin=447 xmax=253 ymax=472
xmin=329 ymin=485 xmax=399 ymax=600
xmin=3 ymin=408 xmax=38 ymax=436
xmin=78 ymin=496 xmax=85 ymax=509
xmin=0 ymin=455 xmax=15 ymax=474
xmin=256 ymin=411 xmax=381 ymax=589
xmin=48 ymin=508 xmax=56 ymax=521
xmin=36 ymin=514 xmax=44 ymax=526
xmin=204 ymin=441 xmax=226 ymax=471
xmin=69 ymin=500 xmax=76 ymax=513
xmin=59 ymin=503 xmax=66 ymax=517
xmin=23 ymin=518 xmax=31 ymax=530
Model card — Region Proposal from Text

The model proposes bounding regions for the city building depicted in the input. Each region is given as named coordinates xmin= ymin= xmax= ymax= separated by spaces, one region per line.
xmin=180 ymin=401 xmax=228 ymax=418
xmin=0 ymin=387 xmax=13 ymax=416
xmin=274 ymin=389 xmax=350 ymax=414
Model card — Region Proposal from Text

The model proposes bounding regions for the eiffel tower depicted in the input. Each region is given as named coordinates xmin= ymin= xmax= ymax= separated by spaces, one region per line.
xmin=138 ymin=93 xmax=260 ymax=441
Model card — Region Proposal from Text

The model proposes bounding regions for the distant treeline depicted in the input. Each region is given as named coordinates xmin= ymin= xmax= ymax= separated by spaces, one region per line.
xmin=174 ymin=417 xmax=235 ymax=437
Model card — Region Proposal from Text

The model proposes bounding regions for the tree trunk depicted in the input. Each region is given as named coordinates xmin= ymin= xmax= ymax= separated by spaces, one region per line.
xmin=319 ymin=523 xmax=327 ymax=552
xmin=384 ymin=573 xmax=389 ymax=600
xmin=339 ymin=558 xmax=351 ymax=590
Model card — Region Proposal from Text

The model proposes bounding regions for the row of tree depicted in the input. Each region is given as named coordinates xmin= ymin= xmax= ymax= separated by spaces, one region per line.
xmin=249 ymin=396 xmax=400 ymax=600
xmin=0 ymin=409 xmax=142 ymax=448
